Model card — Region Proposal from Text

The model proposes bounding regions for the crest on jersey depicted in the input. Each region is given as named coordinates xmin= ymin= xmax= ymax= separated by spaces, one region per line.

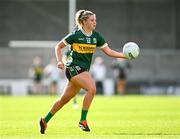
xmin=93 ymin=38 xmax=97 ymax=43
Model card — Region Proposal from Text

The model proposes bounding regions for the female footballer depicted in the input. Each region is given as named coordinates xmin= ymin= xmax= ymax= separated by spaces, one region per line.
xmin=39 ymin=10 xmax=128 ymax=134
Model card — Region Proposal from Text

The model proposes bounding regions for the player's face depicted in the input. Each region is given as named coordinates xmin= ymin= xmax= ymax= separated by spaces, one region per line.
xmin=83 ymin=14 xmax=96 ymax=31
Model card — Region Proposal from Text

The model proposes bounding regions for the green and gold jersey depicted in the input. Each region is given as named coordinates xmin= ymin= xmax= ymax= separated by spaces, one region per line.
xmin=62 ymin=29 xmax=107 ymax=70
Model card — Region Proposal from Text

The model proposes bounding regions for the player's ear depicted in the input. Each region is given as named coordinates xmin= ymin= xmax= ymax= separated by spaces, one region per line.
xmin=82 ymin=20 xmax=86 ymax=25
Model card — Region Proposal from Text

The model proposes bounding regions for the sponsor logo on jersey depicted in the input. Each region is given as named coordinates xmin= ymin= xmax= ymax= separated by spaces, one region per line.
xmin=72 ymin=43 xmax=96 ymax=53
xmin=78 ymin=38 xmax=84 ymax=41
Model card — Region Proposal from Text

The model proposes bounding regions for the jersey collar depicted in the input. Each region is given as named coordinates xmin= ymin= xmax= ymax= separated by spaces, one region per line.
xmin=80 ymin=28 xmax=92 ymax=37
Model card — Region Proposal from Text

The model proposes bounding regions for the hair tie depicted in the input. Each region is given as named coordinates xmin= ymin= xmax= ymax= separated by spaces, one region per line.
xmin=79 ymin=10 xmax=85 ymax=20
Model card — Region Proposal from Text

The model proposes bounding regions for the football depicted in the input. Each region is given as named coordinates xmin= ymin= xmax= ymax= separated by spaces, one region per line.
xmin=123 ymin=42 xmax=140 ymax=59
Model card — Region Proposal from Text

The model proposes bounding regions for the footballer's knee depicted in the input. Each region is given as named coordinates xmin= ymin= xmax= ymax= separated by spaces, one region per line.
xmin=88 ymin=86 xmax=96 ymax=96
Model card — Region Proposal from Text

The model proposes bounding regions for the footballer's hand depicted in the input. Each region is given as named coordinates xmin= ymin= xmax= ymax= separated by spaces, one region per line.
xmin=57 ymin=61 xmax=65 ymax=69
xmin=125 ymin=55 xmax=132 ymax=60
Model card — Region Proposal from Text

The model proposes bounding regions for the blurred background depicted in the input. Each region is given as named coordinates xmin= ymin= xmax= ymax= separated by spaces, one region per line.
xmin=0 ymin=0 xmax=180 ymax=96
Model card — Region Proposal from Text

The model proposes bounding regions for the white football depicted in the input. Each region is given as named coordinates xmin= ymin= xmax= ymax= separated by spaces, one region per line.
xmin=123 ymin=42 xmax=140 ymax=59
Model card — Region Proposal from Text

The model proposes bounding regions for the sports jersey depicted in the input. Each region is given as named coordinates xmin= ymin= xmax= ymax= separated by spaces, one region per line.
xmin=62 ymin=29 xmax=107 ymax=71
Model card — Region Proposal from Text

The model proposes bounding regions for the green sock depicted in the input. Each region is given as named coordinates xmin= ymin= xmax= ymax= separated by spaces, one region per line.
xmin=80 ymin=109 xmax=88 ymax=121
xmin=44 ymin=112 xmax=54 ymax=123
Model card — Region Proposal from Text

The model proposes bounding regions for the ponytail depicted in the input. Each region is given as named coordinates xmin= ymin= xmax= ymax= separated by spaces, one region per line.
xmin=75 ymin=10 xmax=94 ymax=29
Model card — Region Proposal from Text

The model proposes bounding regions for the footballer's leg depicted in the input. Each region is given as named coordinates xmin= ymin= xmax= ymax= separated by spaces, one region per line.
xmin=39 ymin=81 xmax=81 ymax=134
xmin=71 ymin=71 xmax=96 ymax=132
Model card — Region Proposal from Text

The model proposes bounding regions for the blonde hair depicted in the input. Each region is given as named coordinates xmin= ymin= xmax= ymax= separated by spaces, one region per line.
xmin=75 ymin=10 xmax=94 ymax=29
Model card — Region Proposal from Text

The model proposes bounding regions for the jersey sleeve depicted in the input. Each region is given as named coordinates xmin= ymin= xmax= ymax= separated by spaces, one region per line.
xmin=96 ymin=32 xmax=107 ymax=48
xmin=62 ymin=32 xmax=75 ymax=45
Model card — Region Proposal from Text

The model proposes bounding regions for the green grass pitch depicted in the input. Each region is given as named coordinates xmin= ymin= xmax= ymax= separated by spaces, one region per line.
xmin=0 ymin=95 xmax=180 ymax=139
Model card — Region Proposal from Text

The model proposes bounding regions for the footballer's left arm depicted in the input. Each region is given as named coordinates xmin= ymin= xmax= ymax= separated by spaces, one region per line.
xmin=100 ymin=44 xmax=127 ymax=59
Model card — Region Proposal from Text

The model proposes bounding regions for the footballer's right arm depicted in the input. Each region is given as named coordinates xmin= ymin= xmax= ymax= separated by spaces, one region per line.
xmin=55 ymin=41 xmax=66 ymax=69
